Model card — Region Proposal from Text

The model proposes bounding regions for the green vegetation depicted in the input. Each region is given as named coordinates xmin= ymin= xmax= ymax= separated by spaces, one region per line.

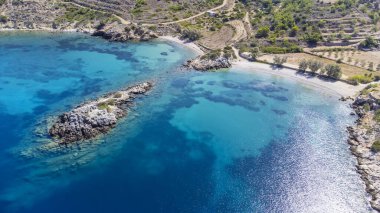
xmin=359 ymin=36 xmax=379 ymax=49
xmin=223 ymin=46 xmax=236 ymax=59
xmin=363 ymin=103 xmax=371 ymax=112
xmin=261 ymin=44 xmax=302 ymax=54
xmin=324 ymin=64 xmax=342 ymax=79
xmin=347 ymin=75 xmax=373 ymax=85
xmin=298 ymin=59 xmax=308 ymax=72
xmin=169 ymin=4 xmax=184 ymax=12
xmin=200 ymin=49 xmax=222 ymax=60
xmin=0 ymin=15 xmax=7 ymax=23
xmin=180 ymin=29 xmax=201 ymax=41
xmin=135 ymin=0 xmax=146 ymax=8
xmin=113 ymin=93 xmax=122 ymax=98
xmin=372 ymin=140 xmax=380 ymax=152
xmin=56 ymin=5 xmax=117 ymax=25
xmin=308 ymin=60 xmax=323 ymax=73
xmin=374 ymin=110 xmax=380 ymax=123
xmin=97 ymin=99 xmax=116 ymax=111
xmin=273 ymin=56 xmax=288 ymax=66
xmin=256 ymin=26 xmax=270 ymax=38
xmin=303 ymin=31 xmax=322 ymax=45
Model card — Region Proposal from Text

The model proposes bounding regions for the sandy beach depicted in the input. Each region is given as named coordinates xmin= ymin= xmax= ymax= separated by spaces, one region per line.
xmin=158 ymin=36 xmax=204 ymax=55
xmin=159 ymin=36 xmax=367 ymax=97
xmin=232 ymin=61 xmax=367 ymax=97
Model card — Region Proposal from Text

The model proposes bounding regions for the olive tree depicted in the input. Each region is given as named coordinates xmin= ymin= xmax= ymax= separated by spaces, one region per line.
xmin=308 ymin=60 xmax=324 ymax=73
xmin=273 ymin=56 xmax=287 ymax=66
xmin=324 ymin=64 xmax=342 ymax=79
xmin=298 ymin=59 xmax=308 ymax=72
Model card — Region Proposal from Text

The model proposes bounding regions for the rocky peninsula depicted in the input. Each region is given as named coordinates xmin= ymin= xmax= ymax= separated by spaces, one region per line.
xmin=49 ymin=82 xmax=153 ymax=144
xmin=185 ymin=55 xmax=231 ymax=71
xmin=347 ymin=84 xmax=380 ymax=211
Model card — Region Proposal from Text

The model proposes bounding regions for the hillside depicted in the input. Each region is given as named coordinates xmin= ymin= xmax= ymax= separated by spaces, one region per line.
xmin=0 ymin=0 xmax=379 ymax=81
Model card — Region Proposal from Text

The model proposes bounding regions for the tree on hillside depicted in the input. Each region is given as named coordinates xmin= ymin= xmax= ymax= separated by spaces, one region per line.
xmin=303 ymin=32 xmax=322 ymax=45
xmin=256 ymin=26 xmax=270 ymax=38
xmin=181 ymin=29 xmax=201 ymax=41
xmin=298 ymin=59 xmax=308 ymax=72
xmin=308 ymin=60 xmax=324 ymax=73
xmin=324 ymin=64 xmax=342 ymax=79
xmin=250 ymin=47 xmax=260 ymax=59
xmin=360 ymin=36 xmax=379 ymax=49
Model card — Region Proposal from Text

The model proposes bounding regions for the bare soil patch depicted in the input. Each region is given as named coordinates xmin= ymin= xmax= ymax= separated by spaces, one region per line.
xmin=197 ymin=25 xmax=234 ymax=50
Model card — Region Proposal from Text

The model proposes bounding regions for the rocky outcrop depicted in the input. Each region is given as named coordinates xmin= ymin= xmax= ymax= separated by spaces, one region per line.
xmin=0 ymin=1 xmax=157 ymax=42
xmin=0 ymin=0 xmax=64 ymax=30
xmin=185 ymin=56 xmax=231 ymax=71
xmin=92 ymin=22 xmax=157 ymax=42
xmin=240 ymin=52 xmax=254 ymax=61
xmin=49 ymin=82 xmax=153 ymax=144
xmin=347 ymin=88 xmax=380 ymax=211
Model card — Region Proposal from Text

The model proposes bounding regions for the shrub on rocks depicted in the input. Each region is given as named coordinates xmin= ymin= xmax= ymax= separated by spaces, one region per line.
xmin=181 ymin=29 xmax=201 ymax=41
xmin=372 ymin=140 xmax=380 ymax=152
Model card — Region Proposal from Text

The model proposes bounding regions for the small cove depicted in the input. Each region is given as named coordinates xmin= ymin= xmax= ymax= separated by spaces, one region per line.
xmin=0 ymin=32 xmax=373 ymax=213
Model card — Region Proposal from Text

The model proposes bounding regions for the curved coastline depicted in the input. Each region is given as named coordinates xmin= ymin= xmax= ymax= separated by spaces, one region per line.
xmin=0 ymin=30 xmax=375 ymax=212
xmin=160 ymin=35 xmax=379 ymax=211
xmin=158 ymin=36 xmax=366 ymax=98
xmin=0 ymin=29 xmax=365 ymax=98
xmin=232 ymin=61 xmax=367 ymax=97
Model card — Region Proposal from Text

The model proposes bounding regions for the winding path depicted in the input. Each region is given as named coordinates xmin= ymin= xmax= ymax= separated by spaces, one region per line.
xmin=62 ymin=1 xmax=131 ymax=25
xmin=63 ymin=0 xmax=236 ymax=27
xmin=142 ymin=0 xmax=234 ymax=26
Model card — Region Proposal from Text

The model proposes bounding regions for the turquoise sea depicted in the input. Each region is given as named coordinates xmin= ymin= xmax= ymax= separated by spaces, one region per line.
xmin=0 ymin=32 xmax=373 ymax=212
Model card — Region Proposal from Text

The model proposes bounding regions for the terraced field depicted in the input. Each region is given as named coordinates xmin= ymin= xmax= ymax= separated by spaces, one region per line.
xmin=66 ymin=0 xmax=224 ymax=23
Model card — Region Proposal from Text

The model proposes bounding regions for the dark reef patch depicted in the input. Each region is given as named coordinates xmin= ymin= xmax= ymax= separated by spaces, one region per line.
xmin=272 ymin=109 xmax=287 ymax=115
xmin=171 ymin=78 xmax=190 ymax=88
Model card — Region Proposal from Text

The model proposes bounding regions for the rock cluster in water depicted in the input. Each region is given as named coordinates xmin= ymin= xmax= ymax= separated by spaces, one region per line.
xmin=49 ymin=82 xmax=153 ymax=144
xmin=347 ymin=87 xmax=380 ymax=211
xmin=185 ymin=56 xmax=231 ymax=71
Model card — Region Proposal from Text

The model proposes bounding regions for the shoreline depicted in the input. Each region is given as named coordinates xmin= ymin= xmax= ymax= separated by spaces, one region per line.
xmin=161 ymin=36 xmax=366 ymax=97
xmin=0 ymin=27 xmax=85 ymax=33
xmin=0 ymin=28 xmax=365 ymax=97
xmin=158 ymin=36 xmax=204 ymax=56
xmin=232 ymin=61 xmax=367 ymax=97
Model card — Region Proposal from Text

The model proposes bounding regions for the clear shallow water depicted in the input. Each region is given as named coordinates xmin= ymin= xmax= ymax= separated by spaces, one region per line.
xmin=0 ymin=32 xmax=373 ymax=212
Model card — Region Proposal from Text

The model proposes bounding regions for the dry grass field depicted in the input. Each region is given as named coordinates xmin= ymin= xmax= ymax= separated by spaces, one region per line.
xmin=309 ymin=50 xmax=380 ymax=71
xmin=68 ymin=0 xmax=224 ymax=23
xmin=197 ymin=24 xmax=235 ymax=50
xmin=257 ymin=53 xmax=377 ymax=79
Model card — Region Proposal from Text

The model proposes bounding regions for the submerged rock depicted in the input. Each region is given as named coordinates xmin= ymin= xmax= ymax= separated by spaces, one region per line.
xmin=49 ymin=82 xmax=153 ymax=144
xmin=185 ymin=56 xmax=231 ymax=71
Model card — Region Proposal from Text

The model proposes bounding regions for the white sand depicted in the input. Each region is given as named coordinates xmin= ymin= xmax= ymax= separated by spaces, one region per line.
xmin=158 ymin=36 xmax=204 ymax=55
xmin=232 ymin=61 xmax=367 ymax=97
xmin=159 ymin=37 xmax=367 ymax=97
xmin=0 ymin=30 xmax=364 ymax=97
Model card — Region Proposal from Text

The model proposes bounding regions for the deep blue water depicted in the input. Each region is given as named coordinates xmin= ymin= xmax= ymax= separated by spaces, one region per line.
xmin=0 ymin=32 xmax=373 ymax=212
